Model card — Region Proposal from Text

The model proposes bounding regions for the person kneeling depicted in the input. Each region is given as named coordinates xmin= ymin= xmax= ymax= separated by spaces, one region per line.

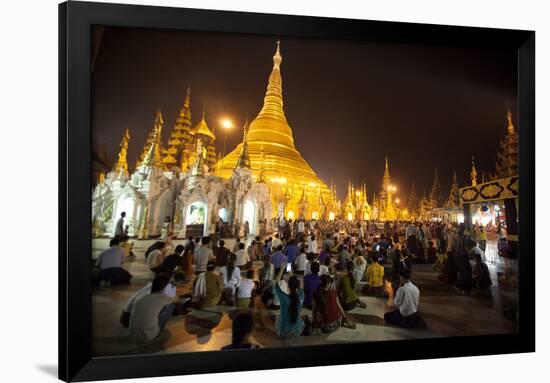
xmin=128 ymin=273 xmax=179 ymax=342
xmin=384 ymin=269 xmax=420 ymax=329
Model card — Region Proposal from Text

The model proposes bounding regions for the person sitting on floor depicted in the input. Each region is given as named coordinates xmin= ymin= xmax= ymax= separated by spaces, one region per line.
xmin=221 ymin=311 xmax=259 ymax=350
xmin=216 ymin=240 xmax=231 ymax=267
xmin=96 ymin=237 xmax=132 ymax=286
xmin=121 ymin=272 xmax=187 ymax=328
xmin=128 ymin=273 xmax=179 ymax=342
xmin=194 ymin=237 xmax=214 ymax=275
xmin=235 ymin=242 xmax=251 ymax=270
xmin=364 ymin=256 xmax=385 ymax=297
xmin=426 ymin=241 xmax=437 ymax=263
xmin=236 ymin=269 xmax=256 ymax=308
xmin=472 ymin=253 xmax=492 ymax=289
xmin=157 ymin=244 xmax=185 ymax=275
xmin=303 ymin=261 xmax=321 ymax=310
xmin=438 ymin=251 xmax=458 ymax=285
xmin=313 ymin=274 xmax=354 ymax=333
xmin=384 ymin=269 xmax=420 ymax=329
xmin=338 ymin=261 xmax=367 ymax=311
xmin=147 ymin=241 xmax=168 ymax=273
xmin=273 ymin=262 xmax=310 ymax=339
xmin=219 ymin=254 xmax=241 ymax=306
xmin=193 ymin=262 xmax=222 ymax=309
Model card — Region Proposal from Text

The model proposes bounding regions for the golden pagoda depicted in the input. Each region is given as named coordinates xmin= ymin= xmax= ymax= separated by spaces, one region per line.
xmin=140 ymin=110 xmax=164 ymax=169
xmin=216 ymin=41 xmax=331 ymax=218
xmin=187 ymin=111 xmax=217 ymax=171
xmin=162 ymin=86 xmax=193 ymax=169
xmin=137 ymin=109 xmax=165 ymax=169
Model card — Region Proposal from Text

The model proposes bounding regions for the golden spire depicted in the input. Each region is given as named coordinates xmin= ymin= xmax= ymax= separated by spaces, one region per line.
xmin=382 ymin=155 xmax=392 ymax=195
xmin=246 ymin=40 xmax=294 ymax=147
xmin=470 ymin=156 xmax=478 ymax=186
xmin=114 ymin=127 xmax=130 ymax=174
xmin=236 ymin=119 xmax=251 ymax=169
xmin=506 ymin=108 xmax=515 ymax=135
xmin=142 ymin=110 xmax=164 ymax=168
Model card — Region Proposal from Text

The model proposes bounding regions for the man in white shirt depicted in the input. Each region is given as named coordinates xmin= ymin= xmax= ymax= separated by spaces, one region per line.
xmin=236 ymin=269 xmax=256 ymax=308
xmin=271 ymin=234 xmax=282 ymax=250
xmin=384 ymin=269 xmax=420 ymax=328
xmin=235 ymin=242 xmax=250 ymax=268
xmin=96 ymin=238 xmax=132 ymax=285
xmin=194 ymin=237 xmax=213 ymax=275
xmin=129 ymin=273 xmax=179 ymax=342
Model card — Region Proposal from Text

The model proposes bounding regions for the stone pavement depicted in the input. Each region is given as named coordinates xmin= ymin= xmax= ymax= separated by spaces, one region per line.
xmin=91 ymin=238 xmax=518 ymax=357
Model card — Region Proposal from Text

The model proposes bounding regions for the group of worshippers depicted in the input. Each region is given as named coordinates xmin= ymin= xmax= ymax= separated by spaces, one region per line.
xmin=93 ymin=226 xmax=426 ymax=348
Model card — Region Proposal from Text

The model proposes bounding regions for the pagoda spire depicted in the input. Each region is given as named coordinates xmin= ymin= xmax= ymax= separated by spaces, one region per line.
xmin=470 ymin=156 xmax=478 ymax=186
xmin=113 ymin=127 xmax=130 ymax=174
xmin=254 ymin=40 xmax=287 ymax=124
xmin=163 ymin=86 xmax=193 ymax=169
xmin=236 ymin=119 xmax=251 ymax=170
xmin=429 ymin=168 xmax=442 ymax=208
xmin=381 ymin=155 xmax=392 ymax=199
xmin=495 ymin=108 xmax=518 ymax=178
xmin=445 ymin=170 xmax=460 ymax=208
xmin=506 ymin=108 xmax=515 ymax=135
xmin=140 ymin=110 xmax=164 ymax=169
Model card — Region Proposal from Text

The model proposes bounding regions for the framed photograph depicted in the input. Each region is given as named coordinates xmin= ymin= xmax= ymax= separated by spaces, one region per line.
xmin=59 ymin=1 xmax=535 ymax=381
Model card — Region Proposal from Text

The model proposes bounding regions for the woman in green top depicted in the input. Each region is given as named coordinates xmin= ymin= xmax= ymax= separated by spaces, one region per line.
xmin=339 ymin=261 xmax=367 ymax=311
xmin=273 ymin=262 xmax=306 ymax=339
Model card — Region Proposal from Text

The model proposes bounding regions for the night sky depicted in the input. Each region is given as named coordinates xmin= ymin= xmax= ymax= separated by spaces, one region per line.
xmin=92 ymin=26 xmax=517 ymax=202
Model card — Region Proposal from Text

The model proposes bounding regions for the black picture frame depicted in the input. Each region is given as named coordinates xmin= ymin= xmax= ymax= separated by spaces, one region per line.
xmin=59 ymin=1 xmax=535 ymax=381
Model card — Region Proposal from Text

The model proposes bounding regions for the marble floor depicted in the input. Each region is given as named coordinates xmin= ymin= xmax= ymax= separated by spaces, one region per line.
xmin=91 ymin=238 xmax=518 ymax=357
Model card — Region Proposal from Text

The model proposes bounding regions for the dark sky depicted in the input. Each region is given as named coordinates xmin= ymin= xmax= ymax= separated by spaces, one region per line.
xmin=92 ymin=26 xmax=517 ymax=202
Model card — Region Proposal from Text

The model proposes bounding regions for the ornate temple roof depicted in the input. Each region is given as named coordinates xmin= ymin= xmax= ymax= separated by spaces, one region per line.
xmin=192 ymin=112 xmax=216 ymax=140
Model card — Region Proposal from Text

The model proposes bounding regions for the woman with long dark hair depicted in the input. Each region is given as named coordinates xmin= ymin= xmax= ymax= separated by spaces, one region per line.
xmin=273 ymin=262 xmax=307 ymax=339
xmin=313 ymin=274 xmax=353 ymax=333
xmin=338 ymin=261 xmax=367 ymax=311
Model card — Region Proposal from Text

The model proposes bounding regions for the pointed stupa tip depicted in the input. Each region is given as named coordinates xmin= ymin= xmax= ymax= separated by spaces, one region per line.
xmin=155 ymin=108 xmax=163 ymax=125
xmin=506 ymin=108 xmax=515 ymax=134
xmin=184 ymin=85 xmax=191 ymax=105
xmin=385 ymin=155 xmax=389 ymax=170
xmin=273 ymin=39 xmax=282 ymax=69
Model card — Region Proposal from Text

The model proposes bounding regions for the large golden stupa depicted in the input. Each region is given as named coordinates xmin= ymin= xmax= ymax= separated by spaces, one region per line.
xmin=216 ymin=41 xmax=334 ymax=219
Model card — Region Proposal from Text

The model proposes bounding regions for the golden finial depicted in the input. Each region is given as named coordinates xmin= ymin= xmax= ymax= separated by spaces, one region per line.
xmin=273 ymin=39 xmax=282 ymax=69
xmin=470 ymin=156 xmax=478 ymax=186
xmin=506 ymin=108 xmax=515 ymax=135
xmin=184 ymin=85 xmax=191 ymax=107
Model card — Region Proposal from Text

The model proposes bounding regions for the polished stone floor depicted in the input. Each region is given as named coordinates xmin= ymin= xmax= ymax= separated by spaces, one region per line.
xmin=92 ymin=238 xmax=518 ymax=357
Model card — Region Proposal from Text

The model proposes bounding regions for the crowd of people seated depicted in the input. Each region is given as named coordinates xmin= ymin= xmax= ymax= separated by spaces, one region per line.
xmin=93 ymin=217 xmax=497 ymax=349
